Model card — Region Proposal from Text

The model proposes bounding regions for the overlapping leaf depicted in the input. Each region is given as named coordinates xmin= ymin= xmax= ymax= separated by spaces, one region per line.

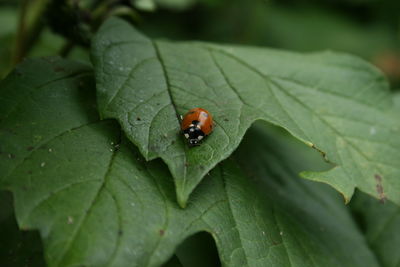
xmin=351 ymin=192 xmax=400 ymax=267
xmin=0 ymin=58 xmax=379 ymax=266
xmin=92 ymin=17 xmax=400 ymax=207
xmin=0 ymin=191 xmax=45 ymax=267
xmin=348 ymin=93 xmax=400 ymax=267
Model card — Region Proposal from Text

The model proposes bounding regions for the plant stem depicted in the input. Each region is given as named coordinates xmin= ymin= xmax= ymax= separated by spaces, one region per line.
xmin=12 ymin=0 xmax=49 ymax=65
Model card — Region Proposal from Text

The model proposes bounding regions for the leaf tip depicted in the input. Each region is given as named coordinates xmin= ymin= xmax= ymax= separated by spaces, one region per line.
xmin=176 ymin=184 xmax=192 ymax=208
xmin=177 ymin=193 xmax=188 ymax=209
xmin=300 ymin=168 xmax=355 ymax=205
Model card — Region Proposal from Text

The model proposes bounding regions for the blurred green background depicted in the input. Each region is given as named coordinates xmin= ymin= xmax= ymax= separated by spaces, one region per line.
xmin=1 ymin=0 xmax=399 ymax=88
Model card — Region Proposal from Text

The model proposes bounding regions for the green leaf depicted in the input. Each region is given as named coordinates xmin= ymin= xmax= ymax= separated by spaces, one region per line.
xmin=154 ymin=0 xmax=196 ymax=10
xmin=394 ymin=92 xmax=400 ymax=111
xmin=132 ymin=0 xmax=195 ymax=11
xmin=0 ymin=191 xmax=45 ymax=267
xmin=350 ymin=192 xmax=400 ymax=267
xmin=133 ymin=0 xmax=157 ymax=11
xmin=0 ymin=58 xmax=378 ymax=266
xmin=0 ymin=57 xmax=96 ymax=183
xmin=92 ymin=17 xmax=400 ymax=207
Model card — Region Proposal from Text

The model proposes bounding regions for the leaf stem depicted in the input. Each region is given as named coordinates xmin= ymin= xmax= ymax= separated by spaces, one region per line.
xmin=12 ymin=0 xmax=49 ymax=65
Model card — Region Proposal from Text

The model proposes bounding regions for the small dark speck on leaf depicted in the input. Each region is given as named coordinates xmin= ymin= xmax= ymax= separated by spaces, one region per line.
xmin=27 ymin=146 xmax=34 ymax=151
xmin=136 ymin=117 xmax=141 ymax=121
xmin=374 ymin=174 xmax=386 ymax=203
xmin=171 ymin=140 xmax=175 ymax=145
xmin=27 ymin=170 xmax=32 ymax=175
xmin=156 ymin=103 xmax=160 ymax=106
xmin=159 ymin=229 xmax=165 ymax=236
xmin=184 ymin=162 xmax=189 ymax=167
xmin=118 ymin=230 xmax=123 ymax=236
xmin=224 ymin=118 xmax=229 ymax=122
xmin=199 ymin=165 xmax=205 ymax=170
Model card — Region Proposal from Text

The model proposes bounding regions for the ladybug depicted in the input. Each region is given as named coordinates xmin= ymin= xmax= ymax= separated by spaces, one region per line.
xmin=181 ymin=108 xmax=213 ymax=146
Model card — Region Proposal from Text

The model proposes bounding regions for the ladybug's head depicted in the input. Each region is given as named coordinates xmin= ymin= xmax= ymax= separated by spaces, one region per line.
xmin=183 ymin=126 xmax=204 ymax=146
xmin=189 ymin=139 xmax=200 ymax=145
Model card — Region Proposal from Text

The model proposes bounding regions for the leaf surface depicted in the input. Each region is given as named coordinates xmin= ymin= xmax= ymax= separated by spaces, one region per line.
xmin=0 ymin=191 xmax=45 ymax=267
xmin=92 ymin=18 xmax=400 ymax=207
xmin=0 ymin=58 xmax=379 ymax=266
xmin=351 ymin=192 xmax=400 ymax=267
xmin=132 ymin=0 xmax=195 ymax=11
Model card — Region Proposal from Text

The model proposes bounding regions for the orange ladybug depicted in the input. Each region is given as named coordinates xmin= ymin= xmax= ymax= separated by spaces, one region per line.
xmin=181 ymin=108 xmax=213 ymax=146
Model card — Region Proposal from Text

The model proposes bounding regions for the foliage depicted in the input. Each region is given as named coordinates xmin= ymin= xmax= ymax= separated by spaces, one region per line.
xmin=1 ymin=0 xmax=400 ymax=266
xmin=93 ymin=17 xmax=400 ymax=207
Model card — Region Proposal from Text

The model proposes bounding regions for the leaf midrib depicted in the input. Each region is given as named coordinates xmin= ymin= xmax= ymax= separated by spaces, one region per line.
xmin=151 ymin=40 xmax=189 ymax=202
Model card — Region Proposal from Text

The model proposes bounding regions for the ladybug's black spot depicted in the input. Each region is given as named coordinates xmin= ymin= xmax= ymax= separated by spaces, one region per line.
xmin=183 ymin=126 xmax=205 ymax=146
xmin=191 ymin=120 xmax=200 ymax=125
